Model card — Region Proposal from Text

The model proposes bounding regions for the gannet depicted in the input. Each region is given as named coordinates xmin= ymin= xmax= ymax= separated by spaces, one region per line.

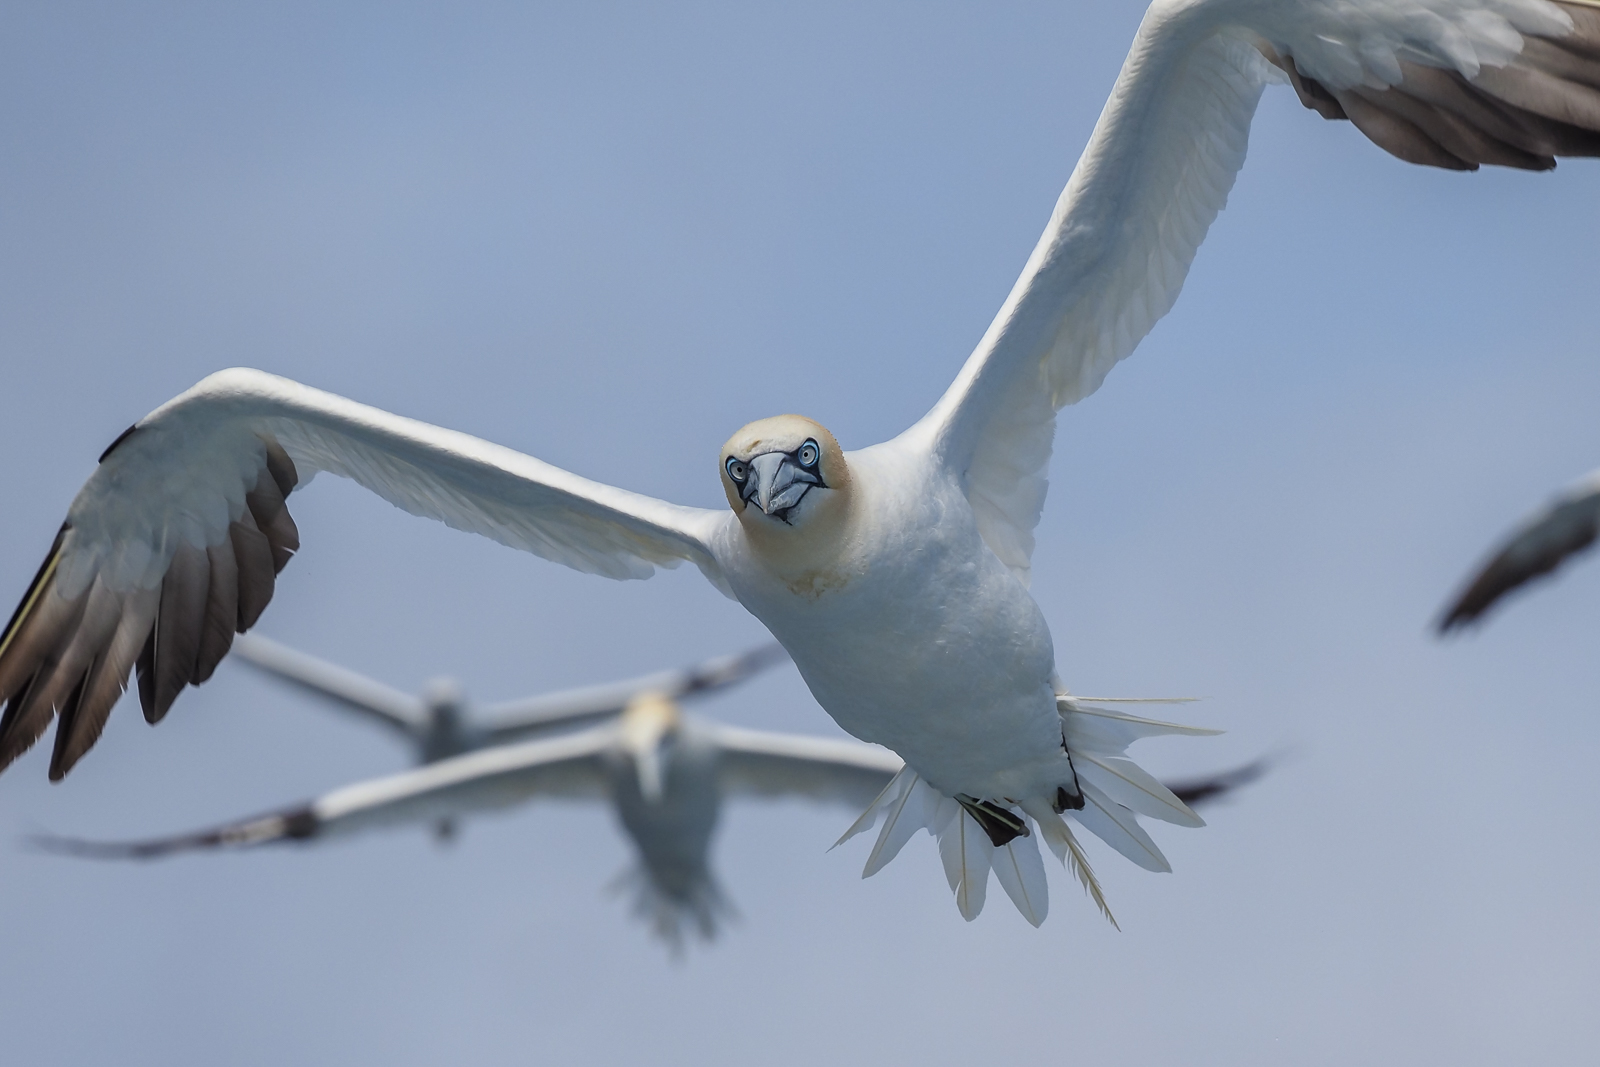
xmin=228 ymin=633 xmax=785 ymax=838
xmin=1438 ymin=468 xmax=1600 ymax=631
xmin=33 ymin=689 xmax=1269 ymax=946
xmin=3 ymin=0 xmax=1599 ymax=922
xmin=231 ymin=633 xmax=785 ymax=766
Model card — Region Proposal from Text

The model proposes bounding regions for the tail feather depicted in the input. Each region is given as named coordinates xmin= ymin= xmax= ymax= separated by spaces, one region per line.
xmin=1075 ymin=752 xmax=1204 ymax=828
xmin=991 ymin=833 xmax=1049 ymax=927
xmin=1021 ymin=798 xmax=1117 ymax=929
xmin=937 ymin=802 xmax=994 ymax=921
xmin=832 ymin=765 xmax=912 ymax=850
xmin=863 ymin=773 xmax=941 ymax=877
xmin=1073 ymin=784 xmax=1172 ymax=873
xmin=1060 ymin=698 xmax=1221 ymax=754
xmin=607 ymin=864 xmax=734 ymax=954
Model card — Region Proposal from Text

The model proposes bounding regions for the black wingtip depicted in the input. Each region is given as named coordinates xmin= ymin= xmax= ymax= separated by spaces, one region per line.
xmin=97 ymin=424 xmax=139 ymax=464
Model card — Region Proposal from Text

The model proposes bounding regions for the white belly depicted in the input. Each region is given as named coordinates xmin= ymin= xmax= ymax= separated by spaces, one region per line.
xmin=718 ymin=450 xmax=1070 ymax=801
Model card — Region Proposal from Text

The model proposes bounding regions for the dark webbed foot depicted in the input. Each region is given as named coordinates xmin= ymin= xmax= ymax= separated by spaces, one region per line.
xmin=954 ymin=795 xmax=1030 ymax=847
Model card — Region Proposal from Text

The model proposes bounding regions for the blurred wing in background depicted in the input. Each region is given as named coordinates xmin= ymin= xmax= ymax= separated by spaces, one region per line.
xmin=711 ymin=725 xmax=905 ymax=809
xmin=32 ymin=728 xmax=616 ymax=859
xmin=1439 ymin=468 xmax=1600 ymax=630
xmin=230 ymin=632 xmax=425 ymax=738
xmin=480 ymin=644 xmax=789 ymax=743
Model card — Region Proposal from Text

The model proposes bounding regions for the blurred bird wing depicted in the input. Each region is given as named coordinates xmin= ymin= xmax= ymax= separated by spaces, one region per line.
xmin=34 ymin=727 xmax=616 ymax=860
xmin=1162 ymin=756 xmax=1272 ymax=809
xmin=906 ymin=0 xmax=1600 ymax=585
xmin=0 ymin=368 xmax=730 ymax=779
xmin=710 ymin=724 xmax=904 ymax=807
xmin=230 ymin=633 xmax=425 ymax=736
xmin=1440 ymin=468 xmax=1600 ymax=630
xmin=480 ymin=643 xmax=789 ymax=742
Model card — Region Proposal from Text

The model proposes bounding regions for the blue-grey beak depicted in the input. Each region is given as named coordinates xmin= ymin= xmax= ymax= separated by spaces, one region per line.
xmin=742 ymin=451 xmax=823 ymax=522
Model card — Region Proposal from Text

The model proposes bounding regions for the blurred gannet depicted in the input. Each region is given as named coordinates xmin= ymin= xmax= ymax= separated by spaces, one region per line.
xmin=1438 ymin=468 xmax=1600 ymax=631
xmin=228 ymin=633 xmax=785 ymax=838
xmin=34 ymin=689 xmax=1269 ymax=946
xmin=5 ymin=0 xmax=1600 ymax=923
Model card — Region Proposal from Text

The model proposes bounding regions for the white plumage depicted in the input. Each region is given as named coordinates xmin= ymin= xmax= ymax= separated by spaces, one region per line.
xmin=4 ymin=0 xmax=1599 ymax=923
xmin=34 ymin=657 xmax=1268 ymax=946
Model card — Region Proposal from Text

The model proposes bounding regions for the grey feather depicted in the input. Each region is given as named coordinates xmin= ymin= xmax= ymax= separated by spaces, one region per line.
xmin=144 ymin=543 xmax=209 ymax=723
xmin=193 ymin=539 xmax=239 ymax=685
xmin=229 ymin=514 xmax=276 ymax=631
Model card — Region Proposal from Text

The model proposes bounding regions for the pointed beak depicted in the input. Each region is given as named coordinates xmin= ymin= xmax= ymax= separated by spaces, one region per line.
xmin=746 ymin=452 xmax=818 ymax=518
xmin=634 ymin=734 xmax=669 ymax=803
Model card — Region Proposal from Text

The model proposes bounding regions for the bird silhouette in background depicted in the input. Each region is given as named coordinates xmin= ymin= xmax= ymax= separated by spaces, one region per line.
xmin=228 ymin=633 xmax=786 ymax=840
xmin=1438 ymin=469 xmax=1600 ymax=632
xmin=5 ymin=0 xmax=1599 ymax=923
xmin=34 ymin=684 xmax=1270 ymax=949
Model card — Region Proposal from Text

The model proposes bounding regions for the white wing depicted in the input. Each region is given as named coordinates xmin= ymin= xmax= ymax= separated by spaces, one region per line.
xmin=230 ymin=632 xmax=426 ymax=736
xmin=908 ymin=0 xmax=1600 ymax=584
xmin=480 ymin=644 xmax=789 ymax=743
xmin=31 ymin=728 xmax=614 ymax=859
xmin=1440 ymin=467 xmax=1600 ymax=629
xmin=710 ymin=724 xmax=905 ymax=808
xmin=0 ymin=368 xmax=730 ymax=779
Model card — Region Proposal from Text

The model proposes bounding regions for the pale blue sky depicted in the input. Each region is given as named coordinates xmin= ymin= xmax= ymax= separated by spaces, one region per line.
xmin=1 ymin=2 xmax=1597 ymax=1064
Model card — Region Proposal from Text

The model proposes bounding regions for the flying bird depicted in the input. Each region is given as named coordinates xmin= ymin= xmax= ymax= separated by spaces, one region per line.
xmin=4 ymin=0 xmax=1599 ymax=923
xmin=33 ymin=689 xmax=1270 ymax=946
xmin=1438 ymin=468 xmax=1600 ymax=631
xmin=230 ymin=633 xmax=785 ymax=766
xmin=228 ymin=633 xmax=786 ymax=839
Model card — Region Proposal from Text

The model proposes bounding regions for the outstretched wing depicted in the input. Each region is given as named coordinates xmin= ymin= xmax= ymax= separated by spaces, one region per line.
xmin=908 ymin=0 xmax=1600 ymax=585
xmin=1439 ymin=467 xmax=1600 ymax=630
xmin=230 ymin=632 xmax=426 ymax=737
xmin=32 ymin=727 xmax=614 ymax=859
xmin=0 ymin=368 xmax=729 ymax=780
xmin=480 ymin=643 xmax=789 ymax=743
xmin=711 ymin=725 xmax=905 ymax=808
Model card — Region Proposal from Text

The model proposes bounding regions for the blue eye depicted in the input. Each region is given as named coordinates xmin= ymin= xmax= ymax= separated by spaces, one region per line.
xmin=725 ymin=457 xmax=748 ymax=482
xmin=798 ymin=440 xmax=819 ymax=468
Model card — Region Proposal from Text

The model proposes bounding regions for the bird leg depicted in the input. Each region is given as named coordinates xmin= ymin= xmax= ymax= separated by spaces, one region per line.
xmin=954 ymin=794 xmax=1030 ymax=847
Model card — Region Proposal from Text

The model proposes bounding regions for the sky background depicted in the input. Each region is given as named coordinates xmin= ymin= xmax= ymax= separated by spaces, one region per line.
xmin=1 ymin=2 xmax=1598 ymax=1064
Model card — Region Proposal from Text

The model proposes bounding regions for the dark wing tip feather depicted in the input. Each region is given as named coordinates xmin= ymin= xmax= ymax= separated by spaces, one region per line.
xmin=27 ymin=805 xmax=321 ymax=860
xmin=1165 ymin=758 xmax=1271 ymax=808
xmin=1266 ymin=15 xmax=1600 ymax=171
xmin=2 ymin=433 xmax=306 ymax=781
xmin=1437 ymin=520 xmax=1599 ymax=633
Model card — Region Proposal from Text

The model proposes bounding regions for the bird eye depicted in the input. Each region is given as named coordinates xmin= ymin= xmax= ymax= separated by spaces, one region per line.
xmin=797 ymin=440 xmax=819 ymax=468
xmin=725 ymin=457 xmax=747 ymax=482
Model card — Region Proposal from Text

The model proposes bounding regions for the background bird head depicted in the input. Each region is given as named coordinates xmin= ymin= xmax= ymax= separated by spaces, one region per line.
xmin=618 ymin=690 xmax=682 ymax=803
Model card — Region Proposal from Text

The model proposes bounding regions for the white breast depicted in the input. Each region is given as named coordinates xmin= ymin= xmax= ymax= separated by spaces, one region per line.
xmin=716 ymin=442 xmax=1068 ymax=801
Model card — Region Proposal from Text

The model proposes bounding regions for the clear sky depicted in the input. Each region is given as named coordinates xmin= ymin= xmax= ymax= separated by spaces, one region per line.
xmin=1 ymin=2 xmax=1597 ymax=1064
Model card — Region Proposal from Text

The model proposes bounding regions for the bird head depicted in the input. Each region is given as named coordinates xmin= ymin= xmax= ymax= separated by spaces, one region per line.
xmin=720 ymin=416 xmax=849 ymax=533
xmin=619 ymin=690 xmax=682 ymax=804
xmin=422 ymin=676 xmax=465 ymax=731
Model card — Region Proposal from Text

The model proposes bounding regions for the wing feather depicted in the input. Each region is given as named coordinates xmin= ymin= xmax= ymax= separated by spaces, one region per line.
xmin=0 ymin=368 xmax=727 ymax=778
xmin=710 ymin=724 xmax=904 ymax=808
xmin=909 ymin=0 xmax=1600 ymax=582
xmin=32 ymin=728 xmax=615 ymax=858
xmin=1439 ymin=468 xmax=1600 ymax=629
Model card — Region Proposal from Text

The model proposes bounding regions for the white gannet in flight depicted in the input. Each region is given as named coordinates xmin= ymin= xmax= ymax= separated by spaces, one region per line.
xmin=229 ymin=633 xmax=786 ymax=839
xmin=230 ymin=633 xmax=786 ymax=766
xmin=1438 ymin=468 xmax=1600 ymax=631
xmin=3 ymin=0 xmax=1599 ymax=923
xmin=32 ymin=690 xmax=1269 ymax=946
